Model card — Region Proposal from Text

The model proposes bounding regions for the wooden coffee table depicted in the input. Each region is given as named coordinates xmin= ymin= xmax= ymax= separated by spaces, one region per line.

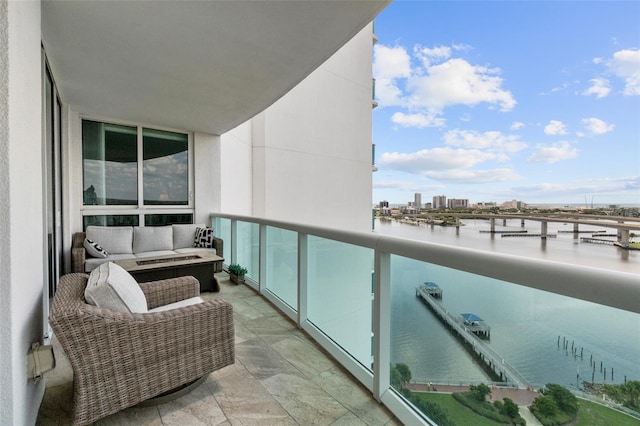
xmin=115 ymin=252 xmax=224 ymax=292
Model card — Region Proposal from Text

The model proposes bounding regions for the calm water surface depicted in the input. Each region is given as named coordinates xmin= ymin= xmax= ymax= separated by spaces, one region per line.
xmin=375 ymin=218 xmax=639 ymax=389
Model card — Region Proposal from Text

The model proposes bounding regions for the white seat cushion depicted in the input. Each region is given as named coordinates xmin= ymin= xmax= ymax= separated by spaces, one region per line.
xmin=133 ymin=226 xmax=173 ymax=254
xmin=85 ymin=262 xmax=148 ymax=313
xmin=86 ymin=226 xmax=134 ymax=254
xmin=148 ymin=296 xmax=204 ymax=313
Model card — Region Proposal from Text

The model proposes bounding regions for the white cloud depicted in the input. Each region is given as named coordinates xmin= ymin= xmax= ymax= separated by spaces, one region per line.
xmin=391 ymin=112 xmax=445 ymax=128
xmin=373 ymin=45 xmax=411 ymax=80
xmin=592 ymin=57 xmax=603 ymax=65
xmin=528 ymin=141 xmax=578 ymax=163
xmin=378 ymin=147 xmax=520 ymax=184
xmin=415 ymin=45 xmax=452 ymax=67
xmin=513 ymin=176 xmax=640 ymax=198
xmin=372 ymin=43 xmax=516 ymax=126
xmin=511 ymin=121 xmax=525 ymax=130
xmin=379 ymin=147 xmax=498 ymax=173
xmin=550 ymin=82 xmax=570 ymax=93
xmin=544 ymin=120 xmax=568 ymax=135
xmin=407 ymin=58 xmax=516 ymax=112
xmin=373 ymin=45 xmax=411 ymax=106
xmin=582 ymin=117 xmax=614 ymax=135
xmin=372 ymin=179 xmax=441 ymax=192
xmin=378 ymin=146 xmax=521 ymax=184
xmin=443 ymin=129 xmax=527 ymax=154
xmin=608 ymin=48 xmax=640 ymax=96
xmin=583 ymin=78 xmax=611 ymax=98
xmin=421 ymin=168 xmax=520 ymax=183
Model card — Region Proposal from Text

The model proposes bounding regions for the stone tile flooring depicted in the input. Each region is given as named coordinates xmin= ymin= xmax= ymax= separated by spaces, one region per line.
xmin=37 ymin=273 xmax=401 ymax=425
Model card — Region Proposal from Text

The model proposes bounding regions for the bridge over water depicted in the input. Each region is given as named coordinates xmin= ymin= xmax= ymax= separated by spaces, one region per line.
xmin=404 ymin=213 xmax=640 ymax=247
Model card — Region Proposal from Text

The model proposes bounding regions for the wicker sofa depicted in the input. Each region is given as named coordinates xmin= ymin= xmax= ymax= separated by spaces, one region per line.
xmin=72 ymin=224 xmax=224 ymax=273
xmin=50 ymin=272 xmax=235 ymax=425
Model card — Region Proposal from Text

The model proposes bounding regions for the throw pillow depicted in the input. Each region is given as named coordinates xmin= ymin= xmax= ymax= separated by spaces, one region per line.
xmin=85 ymin=262 xmax=148 ymax=313
xmin=84 ymin=238 xmax=109 ymax=258
xmin=193 ymin=227 xmax=215 ymax=248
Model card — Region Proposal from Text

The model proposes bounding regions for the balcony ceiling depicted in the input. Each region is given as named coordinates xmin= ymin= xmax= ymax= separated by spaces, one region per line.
xmin=42 ymin=0 xmax=390 ymax=135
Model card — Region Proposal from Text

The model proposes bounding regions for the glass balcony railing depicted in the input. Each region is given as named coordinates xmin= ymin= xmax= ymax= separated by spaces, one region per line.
xmin=212 ymin=213 xmax=639 ymax=425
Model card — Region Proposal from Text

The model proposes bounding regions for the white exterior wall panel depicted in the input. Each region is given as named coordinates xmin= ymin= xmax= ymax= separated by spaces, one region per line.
xmin=1 ymin=1 xmax=46 ymax=424
xmin=220 ymin=121 xmax=253 ymax=215
xmin=250 ymin=24 xmax=374 ymax=232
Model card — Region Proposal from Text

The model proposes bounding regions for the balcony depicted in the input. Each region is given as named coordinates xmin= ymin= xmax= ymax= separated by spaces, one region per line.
xmin=38 ymin=214 xmax=639 ymax=425
xmin=211 ymin=214 xmax=639 ymax=424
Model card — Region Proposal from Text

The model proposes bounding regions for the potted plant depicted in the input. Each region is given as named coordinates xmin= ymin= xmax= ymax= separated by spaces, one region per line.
xmin=228 ymin=263 xmax=248 ymax=285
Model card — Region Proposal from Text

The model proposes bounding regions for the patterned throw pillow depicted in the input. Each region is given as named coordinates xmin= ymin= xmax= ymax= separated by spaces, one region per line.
xmin=193 ymin=227 xmax=215 ymax=248
xmin=84 ymin=238 xmax=109 ymax=258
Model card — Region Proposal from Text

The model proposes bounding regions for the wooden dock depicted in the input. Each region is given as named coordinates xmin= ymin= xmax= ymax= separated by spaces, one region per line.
xmin=415 ymin=285 xmax=531 ymax=388
xmin=581 ymin=237 xmax=617 ymax=245
xmin=421 ymin=281 xmax=442 ymax=299
xmin=479 ymin=230 xmax=528 ymax=234
xmin=501 ymin=233 xmax=557 ymax=238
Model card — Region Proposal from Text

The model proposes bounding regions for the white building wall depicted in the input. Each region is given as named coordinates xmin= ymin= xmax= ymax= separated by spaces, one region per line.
xmin=0 ymin=1 xmax=46 ymax=424
xmin=193 ymin=132 xmax=222 ymax=224
xmin=220 ymin=121 xmax=253 ymax=215
xmin=249 ymin=24 xmax=375 ymax=232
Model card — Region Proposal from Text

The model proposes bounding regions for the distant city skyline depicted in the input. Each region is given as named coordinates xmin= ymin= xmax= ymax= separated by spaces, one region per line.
xmin=372 ymin=1 xmax=639 ymax=206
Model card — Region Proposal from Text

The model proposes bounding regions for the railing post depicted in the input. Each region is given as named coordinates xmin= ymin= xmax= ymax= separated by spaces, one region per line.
xmin=298 ymin=233 xmax=308 ymax=328
xmin=373 ymin=249 xmax=391 ymax=401
xmin=230 ymin=219 xmax=238 ymax=266
xmin=259 ymin=224 xmax=267 ymax=294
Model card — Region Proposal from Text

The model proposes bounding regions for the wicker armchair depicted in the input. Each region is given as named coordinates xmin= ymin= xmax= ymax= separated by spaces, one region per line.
xmin=50 ymin=273 xmax=234 ymax=425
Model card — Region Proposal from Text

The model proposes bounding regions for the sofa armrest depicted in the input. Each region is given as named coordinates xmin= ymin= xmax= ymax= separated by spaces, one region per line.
xmin=71 ymin=232 xmax=86 ymax=273
xmin=139 ymin=276 xmax=200 ymax=309
xmin=213 ymin=237 xmax=223 ymax=258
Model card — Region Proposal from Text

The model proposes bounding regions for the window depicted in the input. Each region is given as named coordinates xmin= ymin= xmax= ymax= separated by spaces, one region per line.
xmin=143 ymin=128 xmax=188 ymax=205
xmin=83 ymin=121 xmax=138 ymax=205
xmin=82 ymin=119 xmax=192 ymax=228
xmin=83 ymin=215 xmax=140 ymax=229
xmin=145 ymin=214 xmax=193 ymax=226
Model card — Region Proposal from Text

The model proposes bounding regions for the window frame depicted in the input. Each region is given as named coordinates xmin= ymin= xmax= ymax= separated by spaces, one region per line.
xmin=80 ymin=117 xmax=194 ymax=226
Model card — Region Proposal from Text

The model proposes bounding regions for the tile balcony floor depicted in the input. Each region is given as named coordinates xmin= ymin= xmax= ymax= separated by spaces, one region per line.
xmin=37 ymin=273 xmax=401 ymax=425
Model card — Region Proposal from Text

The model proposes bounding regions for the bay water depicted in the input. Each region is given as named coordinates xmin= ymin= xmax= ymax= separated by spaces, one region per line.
xmin=375 ymin=218 xmax=639 ymax=390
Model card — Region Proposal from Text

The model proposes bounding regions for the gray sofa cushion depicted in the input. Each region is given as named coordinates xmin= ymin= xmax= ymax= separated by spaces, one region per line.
xmin=86 ymin=226 xmax=134 ymax=254
xmin=133 ymin=226 xmax=173 ymax=254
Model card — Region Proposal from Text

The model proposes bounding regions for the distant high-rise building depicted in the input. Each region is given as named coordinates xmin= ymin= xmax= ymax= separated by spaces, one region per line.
xmin=500 ymin=199 xmax=526 ymax=210
xmin=476 ymin=201 xmax=497 ymax=209
xmin=447 ymin=198 xmax=468 ymax=209
xmin=414 ymin=193 xmax=422 ymax=209
xmin=379 ymin=200 xmax=389 ymax=208
xmin=433 ymin=195 xmax=446 ymax=209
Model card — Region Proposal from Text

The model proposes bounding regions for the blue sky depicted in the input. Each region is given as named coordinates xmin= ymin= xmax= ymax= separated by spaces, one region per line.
xmin=372 ymin=1 xmax=640 ymax=206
